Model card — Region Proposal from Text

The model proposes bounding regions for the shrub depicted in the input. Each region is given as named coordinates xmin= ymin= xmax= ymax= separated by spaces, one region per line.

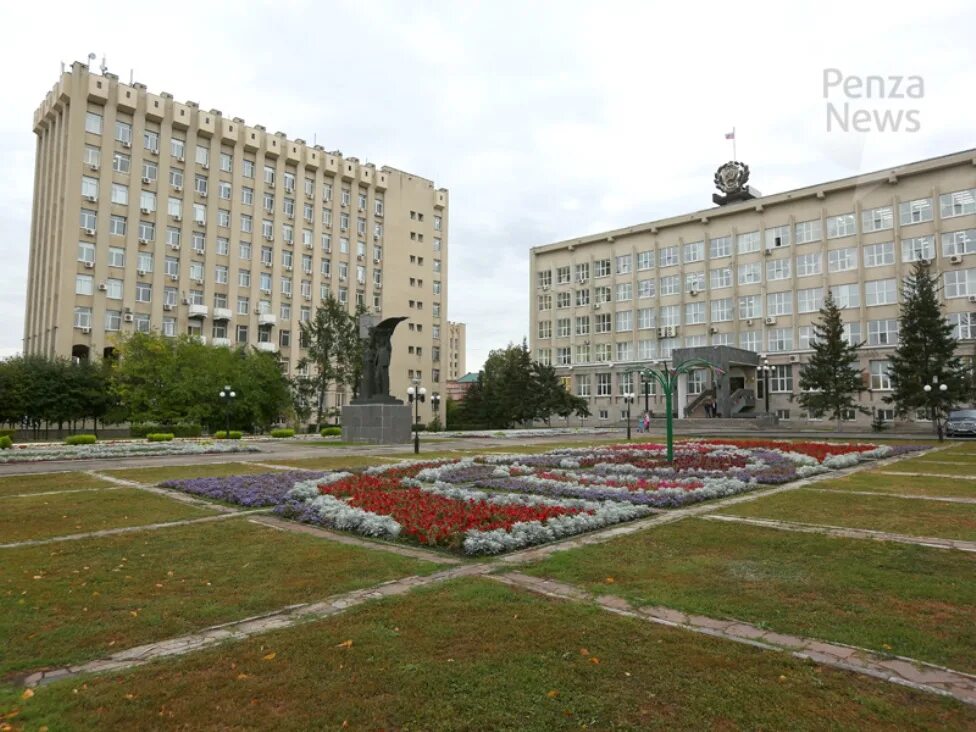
xmin=65 ymin=434 xmax=97 ymax=445
xmin=130 ymin=423 xmax=201 ymax=438
xmin=0 ymin=428 xmax=16 ymax=438
xmin=0 ymin=436 xmax=12 ymax=450
xmin=215 ymin=430 xmax=243 ymax=440
xmin=320 ymin=427 xmax=342 ymax=437
xmin=146 ymin=433 xmax=175 ymax=442
xmin=411 ymin=423 xmax=427 ymax=432
xmin=271 ymin=428 xmax=296 ymax=438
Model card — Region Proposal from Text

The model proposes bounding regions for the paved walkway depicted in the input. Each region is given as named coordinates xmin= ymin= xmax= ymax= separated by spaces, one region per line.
xmin=23 ymin=562 xmax=494 ymax=688
xmin=88 ymin=471 xmax=243 ymax=513
xmin=0 ymin=485 xmax=125 ymax=500
xmin=804 ymin=487 xmax=976 ymax=505
xmin=492 ymin=572 xmax=976 ymax=707
xmin=703 ymin=514 xmax=976 ymax=553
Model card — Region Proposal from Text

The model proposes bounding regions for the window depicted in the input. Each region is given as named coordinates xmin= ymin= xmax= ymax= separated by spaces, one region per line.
xmin=827 ymin=213 xmax=856 ymax=238
xmin=796 ymin=252 xmax=822 ymax=277
xmin=738 ymin=295 xmax=761 ymax=319
xmin=659 ymin=305 xmax=680 ymax=327
xmin=138 ymin=220 xmax=155 ymax=241
xmin=616 ymin=283 xmax=632 ymax=301
xmin=108 ymin=247 xmax=125 ymax=267
xmin=767 ymin=328 xmax=793 ymax=353
xmin=766 ymin=258 xmax=791 ymax=281
xmin=863 ymin=241 xmax=895 ymax=267
xmin=135 ymin=282 xmax=152 ymax=303
xmin=737 ymin=231 xmax=760 ymax=254
xmin=832 ymin=283 xmax=860 ymax=309
xmin=556 ymin=266 xmax=571 ymax=284
xmin=575 ymin=316 xmax=590 ymax=336
xmin=575 ymin=263 xmax=590 ymax=282
xmin=738 ymin=263 xmax=761 ymax=285
xmin=169 ymin=169 xmax=184 ymax=190
xmin=940 ymin=188 xmax=976 ymax=218
xmin=538 ymin=270 xmax=552 ymax=288
xmin=949 ymin=312 xmax=976 ymax=340
xmin=555 ymin=318 xmax=571 ymax=338
xmin=80 ymin=208 xmax=97 ymax=231
xmin=638 ymin=279 xmax=655 ymax=298
xmin=685 ymin=301 xmax=705 ymax=324
xmin=616 ymin=254 xmax=632 ymax=274
xmin=797 ymin=287 xmax=823 ymax=314
xmin=142 ymin=160 xmax=158 ymax=182
xmin=798 ymin=325 xmax=814 ymax=350
xmin=638 ymin=339 xmax=656 ymax=360
xmin=264 ymin=165 xmax=275 ymax=186
xmin=945 ymin=269 xmax=976 ymax=299
xmin=709 ymin=236 xmax=731 ymax=258
xmin=193 ymin=203 xmax=206 ymax=225
xmin=75 ymin=274 xmax=93 ymax=296
xmin=215 ymin=264 xmax=228 ymax=284
xmin=111 ymin=183 xmax=128 ymax=206
xmin=740 ymin=330 xmax=760 ymax=352
xmin=861 ymin=206 xmax=893 ymax=233
xmin=192 ymin=231 xmax=205 ymax=253
xmin=112 ymin=152 xmax=131 ymax=174
xmin=864 ymin=278 xmax=897 ymax=306
xmin=685 ymin=272 xmax=705 ymax=292
xmin=710 ymin=268 xmax=732 ymax=290
xmin=683 ymin=240 xmax=704 ymax=263
xmin=637 ymin=250 xmax=654 ymax=270
xmin=114 ymin=120 xmax=132 ymax=145
xmin=104 ymin=309 xmax=122 ymax=332
xmin=77 ymin=241 xmax=95 ymax=264
xmin=943 ymin=229 xmax=976 ymax=257
xmin=171 ymin=137 xmax=185 ymax=159
xmin=899 ymin=197 xmax=933 ymax=225
xmin=637 ymin=307 xmax=655 ymax=330
xmin=767 ymin=291 xmax=793 ymax=316
xmin=660 ymin=246 xmax=679 ymax=267
xmin=575 ymin=343 xmax=590 ymax=364
xmin=901 ymin=235 xmax=935 ymax=262
xmin=106 ymin=278 xmax=124 ymax=299
xmin=595 ymin=313 xmax=612 ymax=333
xmin=827 ymin=247 xmax=856 ymax=272
xmin=110 ymin=215 xmax=126 ymax=236
xmin=576 ymin=375 xmax=591 ymax=397
xmin=595 ymin=259 xmax=611 ymax=277
xmin=81 ymin=176 xmax=98 ymax=200
xmin=770 ymin=365 xmax=793 ymax=392
xmin=867 ymin=319 xmax=899 ymax=345
xmin=576 ymin=288 xmax=590 ymax=306
xmin=537 ymin=321 xmax=552 ymax=339
xmin=615 ymin=310 xmax=632 ymax=331
xmin=83 ymin=145 xmax=101 ymax=168
xmin=711 ymin=298 xmax=732 ymax=322
xmin=596 ymin=373 xmax=612 ymax=397
xmin=795 ymin=219 xmax=822 ymax=244
xmin=74 ymin=306 xmax=92 ymax=329
xmin=140 ymin=190 xmax=156 ymax=213
xmin=85 ymin=111 xmax=102 ymax=134
xmin=765 ymin=224 xmax=791 ymax=249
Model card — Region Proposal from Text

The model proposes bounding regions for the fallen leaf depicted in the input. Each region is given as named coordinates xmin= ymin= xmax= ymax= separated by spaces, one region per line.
xmin=236 ymin=673 xmax=250 ymax=680
xmin=125 ymin=693 xmax=136 ymax=700
xmin=262 ymin=652 xmax=277 ymax=661
xmin=336 ymin=640 xmax=353 ymax=649
xmin=778 ymin=675 xmax=787 ymax=682
xmin=882 ymin=643 xmax=893 ymax=650
xmin=21 ymin=689 xmax=34 ymax=700
xmin=129 ymin=610 xmax=139 ymax=617
xmin=589 ymin=657 xmax=600 ymax=665
xmin=547 ymin=690 xmax=560 ymax=699
xmin=579 ymin=648 xmax=589 ymax=656
xmin=604 ymin=577 xmax=615 ymax=584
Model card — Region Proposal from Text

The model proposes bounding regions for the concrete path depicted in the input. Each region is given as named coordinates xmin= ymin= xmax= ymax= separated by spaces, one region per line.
xmin=87 ymin=471 xmax=243 ymax=513
xmin=493 ymin=572 xmax=976 ymax=707
xmin=703 ymin=514 xmax=976 ymax=553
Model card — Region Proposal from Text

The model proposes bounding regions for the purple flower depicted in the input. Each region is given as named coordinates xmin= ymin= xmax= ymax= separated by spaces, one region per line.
xmin=162 ymin=470 xmax=320 ymax=507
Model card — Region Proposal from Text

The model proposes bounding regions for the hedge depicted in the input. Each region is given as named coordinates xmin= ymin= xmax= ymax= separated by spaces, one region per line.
xmin=130 ymin=423 xmax=202 ymax=438
xmin=320 ymin=427 xmax=342 ymax=437
xmin=0 ymin=436 xmax=11 ymax=450
xmin=146 ymin=433 xmax=175 ymax=442
xmin=215 ymin=430 xmax=243 ymax=440
xmin=65 ymin=434 xmax=97 ymax=445
xmin=0 ymin=428 xmax=16 ymax=439
xmin=270 ymin=428 xmax=295 ymax=438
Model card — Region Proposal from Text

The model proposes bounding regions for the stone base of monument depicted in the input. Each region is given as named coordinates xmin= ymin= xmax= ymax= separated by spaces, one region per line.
xmin=341 ymin=403 xmax=413 ymax=444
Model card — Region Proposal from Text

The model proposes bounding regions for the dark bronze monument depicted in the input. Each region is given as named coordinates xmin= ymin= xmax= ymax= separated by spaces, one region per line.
xmin=355 ymin=316 xmax=408 ymax=404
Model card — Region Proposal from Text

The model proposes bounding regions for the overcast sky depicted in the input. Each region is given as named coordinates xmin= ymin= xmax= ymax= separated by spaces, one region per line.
xmin=2 ymin=0 xmax=974 ymax=369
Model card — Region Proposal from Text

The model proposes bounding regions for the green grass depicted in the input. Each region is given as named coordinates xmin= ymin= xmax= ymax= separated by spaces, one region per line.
xmin=0 ymin=472 xmax=112 ymax=498
xmin=523 ymin=518 xmax=976 ymax=672
xmin=816 ymin=471 xmax=976 ymax=498
xmin=884 ymin=458 xmax=976 ymax=477
xmin=102 ymin=462 xmax=276 ymax=484
xmin=0 ymin=518 xmax=436 ymax=676
xmin=266 ymin=455 xmax=404 ymax=471
xmin=0 ymin=488 xmax=214 ymax=544
xmin=3 ymin=579 xmax=973 ymax=731
xmin=716 ymin=487 xmax=976 ymax=541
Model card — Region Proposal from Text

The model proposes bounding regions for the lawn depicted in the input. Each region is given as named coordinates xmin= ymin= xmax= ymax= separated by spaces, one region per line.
xmin=101 ymin=462 xmax=279 ymax=484
xmin=816 ymin=471 xmax=976 ymax=499
xmin=0 ymin=517 xmax=437 ymax=676
xmin=3 ymin=579 xmax=973 ymax=731
xmin=0 ymin=488 xmax=214 ymax=544
xmin=882 ymin=458 xmax=976 ymax=477
xmin=0 ymin=471 xmax=113 ymax=498
xmin=715 ymin=487 xmax=976 ymax=541
xmin=522 ymin=518 xmax=976 ymax=672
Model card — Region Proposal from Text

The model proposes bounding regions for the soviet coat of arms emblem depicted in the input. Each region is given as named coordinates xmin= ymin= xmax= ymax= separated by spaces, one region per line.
xmin=714 ymin=161 xmax=750 ymax=195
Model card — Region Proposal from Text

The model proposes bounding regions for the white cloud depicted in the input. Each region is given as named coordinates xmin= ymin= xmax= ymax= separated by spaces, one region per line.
xmin=1 ymin=0 xmax=974 ymax=371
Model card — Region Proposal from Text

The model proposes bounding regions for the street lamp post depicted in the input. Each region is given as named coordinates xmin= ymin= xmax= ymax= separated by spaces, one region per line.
xmin=923 ymin=380 xmax=949 ymax=442
xmin=430 ymin=392 xmax=441 ymax=431
xmin=407 ymin=382 xmax=427 ymax=454
xmin=623 ymin=392 xmax=635 ymax=441
xmin=218 ymin=385 xmax=236 ymax=436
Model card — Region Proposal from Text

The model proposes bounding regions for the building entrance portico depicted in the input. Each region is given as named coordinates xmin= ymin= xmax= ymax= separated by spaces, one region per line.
xmin=671 ymin=346 xmax=761 ymax=419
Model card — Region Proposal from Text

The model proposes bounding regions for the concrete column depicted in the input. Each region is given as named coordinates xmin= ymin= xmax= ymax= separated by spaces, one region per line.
xmin=676 ymin=372 xmax=688 ymax=420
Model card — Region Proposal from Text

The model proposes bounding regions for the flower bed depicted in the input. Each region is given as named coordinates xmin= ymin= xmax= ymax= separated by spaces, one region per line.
xmin=0 ymin=440 xmax=259 ymax=464
xmin=161 ymin=470 xmax=320 ymax=507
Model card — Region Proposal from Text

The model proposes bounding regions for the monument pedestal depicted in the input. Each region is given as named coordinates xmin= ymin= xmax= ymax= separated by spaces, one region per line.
xmin=342 ymin=403 xmax=412 ymax=444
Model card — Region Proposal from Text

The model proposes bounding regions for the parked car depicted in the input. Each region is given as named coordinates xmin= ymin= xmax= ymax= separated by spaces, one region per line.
xmin=945 ymin=409 xmax=976 ymax=436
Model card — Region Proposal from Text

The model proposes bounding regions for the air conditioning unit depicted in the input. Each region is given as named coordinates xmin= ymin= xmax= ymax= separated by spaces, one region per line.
xmin=578 ymin=276 xmax=587 ymax=284
xmin=967 ymin=295 xmax=976 ymax=304
xmin=951 ymin=255 xmax=963 ymax=265
xmin=84 ymin=261 xmax=95 ymax=269
xmin=764 ymin=316 xmax=776 ymax=325
xmin=264 ymin=234 xmax=274 ymax=241
xmin=83 ymin=227 xmax=96 ymax=236
xmin=137 ymin=269 xmax=148 ymax=276
xmin=764 ymin=249 xmax=773 ymax=256
xmin=286 ymin=213 xmax=294 ymax=220
xmin=194 ymin=277 xmax=204 ymax=284
xmin=83 ymin=194 xmax=97 ymax=202
xmin=148 ymin=147 xmax=159 ymax=156
xmin=177 ymin=155 xmax=185 ymax=163
xmin=305 ymin=191 xmax=314 ymax=199
xmin=123 ymin=313 xmax=134 ymax=323
xmin=198 ymin=190 xmax=207 ymax=198
xmin=163 ymin=303 xmax=173 ymax=311
xmin=182 ymin=298 xmax=191 ymax=305
xmin=920 ymin=258 xmax=933 ymax=266
xmin=142 ymin=176 xmax=153 ymax=184
xmin=202 ymin=163 xmax=209 ymax=170
xmin=97 ymin=283 xmax=107 ymax=291
xmin=592 ymin=302 xmax=601 ymax=310
xmin=373 ymin=257 xmax=381 ymax=263
xmin=541 ymin=284 xmax=549 ymax=291
xmin=140 ymin=207 xmax=153 ymax=214
xmin=137 ymin=237 xmax=150 ymax=245
xmin=174 ymin=185 xmax=183 ymax=193
xmin=172 ymin=214 xmax=182 ymax=222
xmin=709 ymin=326 xmax=719 ymax=334
xmin=88 ymin=162 xmax=100 ymax=171
xmin=121 ymin=140 xmax=132 ymax=148
xmin=689 ymin=288 xmax=699 ymax=296
xmin=304 ymin=242 xmax=313 ymax=249
xmin=168 ymin=274 xmax=179 ymax=281
xmin=746 ymin=319 xmax=754 ymax=327
xmin=284 ymin=265 xmax=293 ymax=272
xmin=81 ymin=326 xmax=91 ymax=334
xmin=373 ymin=234 xmax=379 ymax=241
xmin=789 ymin=354 xmax=800 ymax=363
xmin=168 ymin=243 xmax=180 ymax=251
xmin=303 ymin=294 xmax=311 ymax=300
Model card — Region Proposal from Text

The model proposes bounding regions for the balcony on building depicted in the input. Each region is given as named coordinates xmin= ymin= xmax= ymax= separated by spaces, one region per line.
xmin=188 ymin=304 xmax=209 ymax=319
xmin=212 ymin=307 xmax=232 ymax=321
xmin=255 ymin=341 xmax=278 ymax=353
xmin=258 ymin=312 xmax=277 ymax=326
xmin=212 ymin=337 xmax=231 ymax=347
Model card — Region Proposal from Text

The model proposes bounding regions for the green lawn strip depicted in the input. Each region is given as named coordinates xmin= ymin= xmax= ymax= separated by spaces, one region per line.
xmin=0 ymin=472 xmax=113 ymax=498
xmin=885 ymin=458 xmax=976 ymax=477
xmin=523 ymin=519 xmax=976 ymax=673
xmin=3 ymin=579 xmax=973 ymax=731
xmin=266 ymin=455 xmax=406 ymax=471
xmin=0 ymin=488 xmax=214 ymax=544
xmin=0 ymin=518 xmax=436 ymax=676
xmin=102 ymin=462 xmax=275 ymax=484
xmin=716 ymin=487 xmax=976 ymax=541
xmin=816 ymin=471 xmax=976 ymax=498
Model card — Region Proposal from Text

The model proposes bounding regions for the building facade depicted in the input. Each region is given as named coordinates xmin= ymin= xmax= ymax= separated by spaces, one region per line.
xmin=446 ymin=321 xmax=466 ymax=381
xmin=529 ymin=149 xmax=976 ymax=425
xmin=26 ymin=61 xmax=449 ymax=422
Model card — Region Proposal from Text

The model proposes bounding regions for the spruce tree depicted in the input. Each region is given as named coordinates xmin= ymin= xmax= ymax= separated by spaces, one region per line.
xmin=886 ymin=260 xmax=966 ymax=439
xmin=798 ymin=290 xmax=866 ymax=428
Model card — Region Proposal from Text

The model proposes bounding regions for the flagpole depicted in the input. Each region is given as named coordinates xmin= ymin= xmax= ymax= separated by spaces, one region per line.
xmin=732 ymin=126 xmax=737 ymax=161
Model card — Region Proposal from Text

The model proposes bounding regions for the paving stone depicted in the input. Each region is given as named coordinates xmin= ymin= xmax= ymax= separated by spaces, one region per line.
xmin=595 ymin=594 xmax=632 ymax=611
xmin=724 ymin=623 xmax=768 ymax=640
xmin=760 ymin=632 xmax=806 ymax=649
xmin=640 ymin=606 xmax=689 ymax=625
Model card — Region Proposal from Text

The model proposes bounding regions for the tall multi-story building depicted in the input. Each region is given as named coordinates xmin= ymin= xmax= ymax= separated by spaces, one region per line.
xmin=530 ymin=149 xmax=976 ymax=426
xmin=446 ymin=321 xmax=466 ymax=381
xmin=25 ymin=61 xmax=449 ymax=422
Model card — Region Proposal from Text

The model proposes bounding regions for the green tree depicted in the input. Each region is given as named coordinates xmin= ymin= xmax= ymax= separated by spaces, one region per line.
xmin=296 ymin=295 xmax=359 ymax=429
xmin=886 ymin=260 xmax=967 ymax=439
xmin=798 ymin=290 xmax=867 ymax=428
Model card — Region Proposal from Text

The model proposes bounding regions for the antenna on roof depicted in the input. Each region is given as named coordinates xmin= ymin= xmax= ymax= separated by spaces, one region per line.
xmin=100 ymin=54 xmax=108 ymax=75
xmin=87 ymin=52 xmax=96 ymax=68
xmin=129 ymin=69 xmax=134 ymax=85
